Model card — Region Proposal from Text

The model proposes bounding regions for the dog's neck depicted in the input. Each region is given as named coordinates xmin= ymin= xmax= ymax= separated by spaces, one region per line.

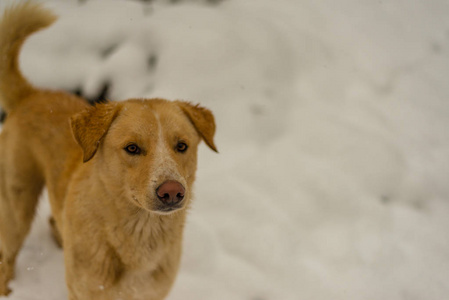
xmin=107 ymin=203 xmax=187 ymax=271
xmin=117 ymin=206 xmax=187 ymax=244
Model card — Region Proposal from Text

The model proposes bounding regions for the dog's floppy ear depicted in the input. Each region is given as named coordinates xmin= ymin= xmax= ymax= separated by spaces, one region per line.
xmin=176 ymin=101 xmax=218 ymax=152
xmin=70 ymin=102 xmax=121 ymax=162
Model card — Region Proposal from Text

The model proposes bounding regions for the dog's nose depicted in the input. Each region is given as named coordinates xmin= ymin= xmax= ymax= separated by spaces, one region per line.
xmin=156 ymin=181 xmax=185 ymax=206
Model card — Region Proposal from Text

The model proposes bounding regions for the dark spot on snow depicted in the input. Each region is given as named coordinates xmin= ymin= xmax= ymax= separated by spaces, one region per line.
xmin=142 ymin=2 xmax=154 ymax=15
xmin=89 ymin=82 xmax=111 ymax=105
xmin=431 ymin=42 xmax=442 ymax=54
xmin=411 ymin=199 xmax=425 ymax=211
xmin=101 ymin=44 xmax=119 ymax=58
xmin=72 ymin=87 xmax=83 ymax=97
xmin=250 ymin=104 xmax=265 ymax=116
xmin=208 ymin=0 xmax=225 ymax=4
xmin=380 ymin=195 xmax=391 ymax=204
xmin=148 ymin=55 xmax=158 ymax=70
xmin=71 ymin=83 xmax=111 ymax=106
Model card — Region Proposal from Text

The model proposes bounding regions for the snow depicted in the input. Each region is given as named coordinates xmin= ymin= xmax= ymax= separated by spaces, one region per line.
xmin=1 ymin=0 xmax=449 ymax=299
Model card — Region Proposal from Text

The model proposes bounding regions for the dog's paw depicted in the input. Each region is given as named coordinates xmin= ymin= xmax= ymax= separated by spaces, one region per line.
xmin=0 ymin=262 xmax=13 ymax=296
xmin=0 ymin=272 xmax=12 ymax=296
xmin=0 ymin=285 xmax=12 ymax=296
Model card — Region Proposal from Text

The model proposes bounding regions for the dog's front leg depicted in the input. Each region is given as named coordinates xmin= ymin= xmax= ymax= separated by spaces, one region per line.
xmin=0 ymin=251 xmax=13 ymax=296
xmin=64 ymin=239 xmax=125 ymax=300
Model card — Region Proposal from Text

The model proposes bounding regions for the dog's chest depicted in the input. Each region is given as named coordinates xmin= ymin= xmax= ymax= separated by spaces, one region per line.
xmin=100 ymin=214 xmax=182 ymax=299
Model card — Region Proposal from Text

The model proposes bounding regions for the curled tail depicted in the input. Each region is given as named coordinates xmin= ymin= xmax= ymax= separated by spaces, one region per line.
xmin=0 ymin=1 xmax=56 ymax=113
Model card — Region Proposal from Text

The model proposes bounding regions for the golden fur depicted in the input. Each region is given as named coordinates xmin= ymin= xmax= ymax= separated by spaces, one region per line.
xmin=0 ymin=2 xmax=217 ymax=299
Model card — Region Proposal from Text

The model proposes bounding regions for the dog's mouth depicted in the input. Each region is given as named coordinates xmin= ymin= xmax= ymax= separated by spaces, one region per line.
xmin=131 ymin=194 xmax=186 ymax=214
xmin=155 ymin=204 xmax=185 ymax=214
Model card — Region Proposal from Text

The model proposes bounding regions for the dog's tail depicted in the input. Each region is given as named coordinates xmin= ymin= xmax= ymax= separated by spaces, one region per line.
xmin=0 ymin=1 xmax=57 ymax=113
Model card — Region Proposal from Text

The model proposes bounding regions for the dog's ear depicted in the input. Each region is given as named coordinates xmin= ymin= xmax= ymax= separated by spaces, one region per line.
xmin=70 ymin=103 xmax=121 ymax=162
xmin=176 ymin=101 xmax=218 ymax=152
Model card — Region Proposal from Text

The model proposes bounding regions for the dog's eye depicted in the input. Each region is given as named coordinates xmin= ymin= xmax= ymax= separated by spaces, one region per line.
xmin=176 ymin=142 xmax=188 ymax=153
xmin=124 ymin=144 xmax=141 ymax=155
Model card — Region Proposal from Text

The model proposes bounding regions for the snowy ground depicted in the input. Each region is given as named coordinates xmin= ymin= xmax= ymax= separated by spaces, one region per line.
xmin=1 ymin=0 xmax=449 ymax=299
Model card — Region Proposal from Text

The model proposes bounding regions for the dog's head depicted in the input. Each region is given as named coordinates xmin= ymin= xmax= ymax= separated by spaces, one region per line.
xmin=70 ymin=99 xmax=217 ymax=214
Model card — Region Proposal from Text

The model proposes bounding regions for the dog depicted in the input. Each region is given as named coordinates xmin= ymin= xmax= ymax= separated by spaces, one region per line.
xmin=0 ymin=2 xmax=217 ymax=299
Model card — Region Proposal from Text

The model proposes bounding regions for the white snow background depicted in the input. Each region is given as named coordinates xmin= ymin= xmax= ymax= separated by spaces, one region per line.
xmin=1 ymin=0 xmax=449 ymax=299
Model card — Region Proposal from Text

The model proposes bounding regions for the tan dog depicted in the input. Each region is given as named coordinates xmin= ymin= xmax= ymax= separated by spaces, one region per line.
xmin=0 ymin=2 xmax=217 ymax=300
